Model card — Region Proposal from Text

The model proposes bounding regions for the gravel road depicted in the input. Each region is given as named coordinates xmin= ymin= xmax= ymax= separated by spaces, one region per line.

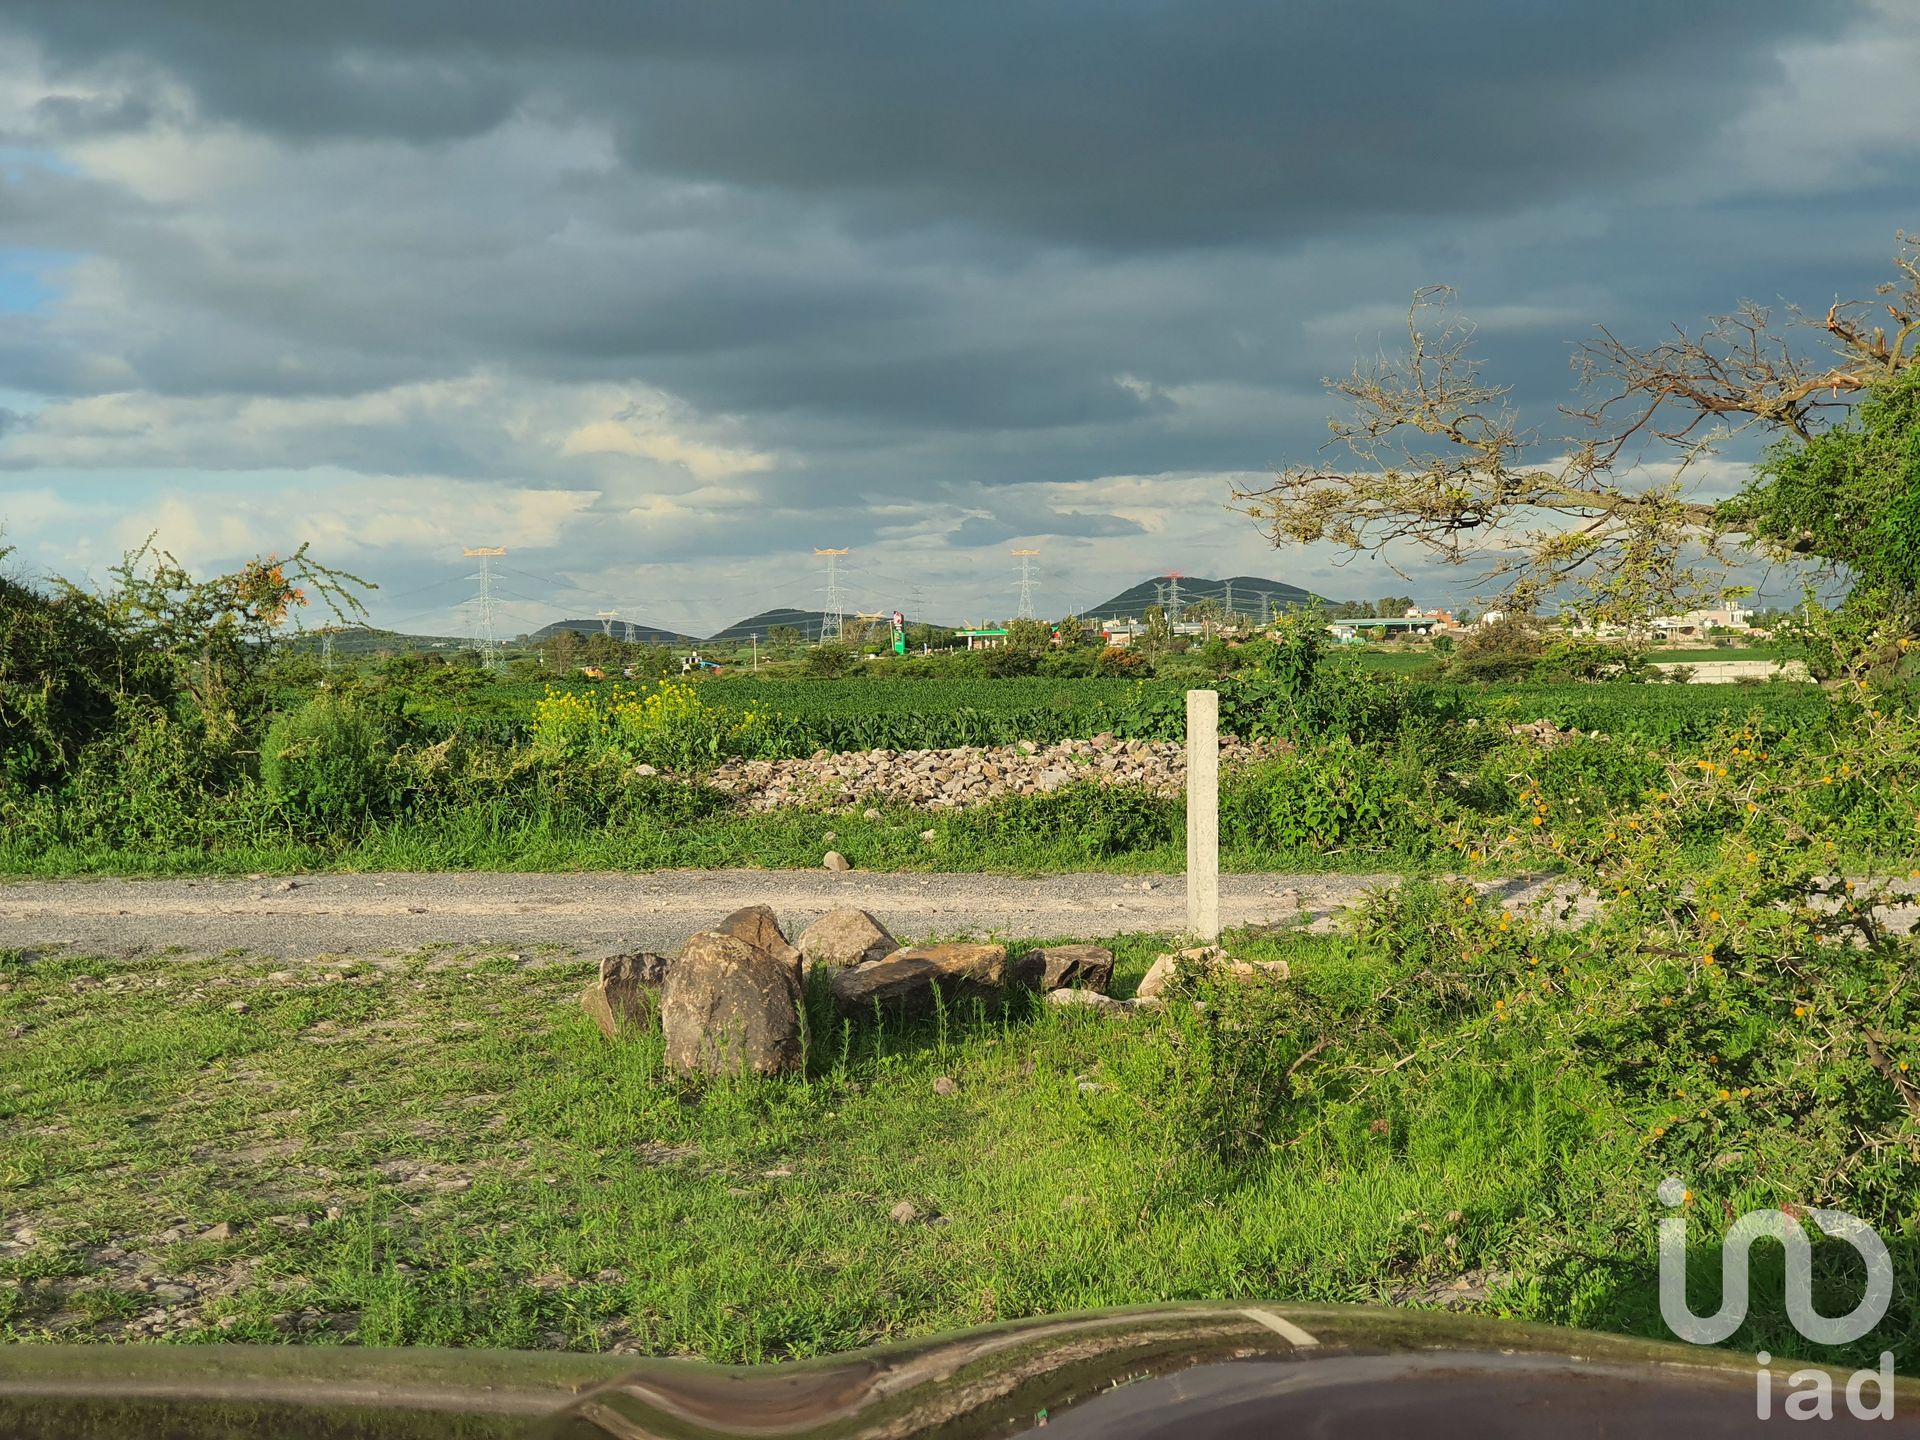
xmin=0 ymin=869 xmax=1426 ymax=961
xmin=4 ymin=869 xmax=1910 ymax=963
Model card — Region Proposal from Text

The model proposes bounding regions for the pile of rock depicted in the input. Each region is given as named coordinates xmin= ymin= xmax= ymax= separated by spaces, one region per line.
xmin=579 ymin=905 xmax=1119 ymax=1076
xmin=1507 ymin=718 xmax=1598 ymax=748
xmin=701 ymin=733 xmax=1290 ymax=813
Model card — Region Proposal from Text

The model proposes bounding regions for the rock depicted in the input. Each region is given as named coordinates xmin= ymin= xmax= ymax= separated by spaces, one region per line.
xmin=830 ymin=943 xmax=1010 ymax=1020
xmin=1135 ymin=953 xmax=1181 ymax=1001
xmin=1138 ymin=947 xmax=1288 ymax=1000
xmin=919 ymin=829 xmax=937 ymax=843
xmin=580 ymin=952 xmax=670 ymax=1039
xmin=1046 ymin=988 xmax=1125 ymax=1015
xmin=1137 ymin=945 xmax=1229 ymax=999
xmin=932 ymin=1075 xmax=960 ymax=1096
xmin=862 ymin=808 xmax=880 ymax=821
xmin=888 ymin=1200 xmax=921 ymax=1224
xmin=1016 ymin=943 xmax=1114 ymax=993
xmin=713 ymin=906 xmax=802 ymax=984
xmin=634 ymin=763 xmax=658 ymax=777
xmin=822 ymin=850 xmax=851 ymax=872
xmin=660 ymin=931 xmax=804 ymax=1078
xmin=197 ymin=1222 xmax=238 ymax=1242
xmin=797 ymin=907 xmax=898 ymax=975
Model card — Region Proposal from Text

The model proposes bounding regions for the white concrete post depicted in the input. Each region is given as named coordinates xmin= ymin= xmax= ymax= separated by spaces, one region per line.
xmin=1186 ymin=688 xmax=1220 ymax=942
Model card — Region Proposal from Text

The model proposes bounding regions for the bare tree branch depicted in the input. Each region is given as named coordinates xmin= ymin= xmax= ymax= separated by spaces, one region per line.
xmin=1234 ymin=233 xmax=1920 ymax=623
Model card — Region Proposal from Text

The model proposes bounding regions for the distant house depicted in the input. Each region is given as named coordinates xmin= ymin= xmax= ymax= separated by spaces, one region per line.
xmin=1327 ymin=616 xmax=1438 ymax=643
xmin=1652 ymin=605 xmax=1752 ymax=637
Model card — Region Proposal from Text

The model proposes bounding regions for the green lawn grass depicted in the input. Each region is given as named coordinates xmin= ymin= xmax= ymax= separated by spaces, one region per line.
xmin=6 ymin=927 xmax=1908 ymax=1369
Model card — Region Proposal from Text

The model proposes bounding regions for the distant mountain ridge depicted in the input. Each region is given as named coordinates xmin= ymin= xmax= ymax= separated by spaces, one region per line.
xmin=530 ymin=618 xmax=701 ymax=646
xmin=1083 ymin=574 xmax=1330 ymax=621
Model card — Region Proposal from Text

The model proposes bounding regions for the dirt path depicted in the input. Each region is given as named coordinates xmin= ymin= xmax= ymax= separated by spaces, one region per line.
xmin=0 ymin=869 xmax=1436 ymax=961
xmin=4 ymin=869 xmax=1910 ymax=962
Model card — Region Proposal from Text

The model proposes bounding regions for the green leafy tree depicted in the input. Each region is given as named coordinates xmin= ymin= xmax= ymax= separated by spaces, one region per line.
xmin=542 ymin=626 xmax=582 ymax=671
xmin=1005 ymin=617 xmax=1053 ymax=656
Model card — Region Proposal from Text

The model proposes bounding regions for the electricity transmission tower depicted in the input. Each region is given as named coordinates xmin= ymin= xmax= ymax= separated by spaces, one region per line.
xmin=623 ymin=620 xmax=636 ymax=645
xmin=1011 ymin=549 xmax=1039 ymax=620
xmin=597 ymin=609 xmax=619 ymax=639
xmin=815 ymin=548 xmax=849 ymax=643
xmin=1163 ymin=571 xmax=1184 ymax=618
xmin=462 ymin=546 xmax=506 ymax=670
xmin=1223 ymin=578 xmax=1235 ymax=619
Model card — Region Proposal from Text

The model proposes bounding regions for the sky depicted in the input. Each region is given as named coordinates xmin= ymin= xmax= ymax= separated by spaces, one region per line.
xmin=0 ymin=1 xmax=1915 ymax=638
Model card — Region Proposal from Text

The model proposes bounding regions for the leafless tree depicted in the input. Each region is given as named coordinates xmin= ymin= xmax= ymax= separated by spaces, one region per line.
xmin=1234 ymin=234 xmax=1920 ymax=625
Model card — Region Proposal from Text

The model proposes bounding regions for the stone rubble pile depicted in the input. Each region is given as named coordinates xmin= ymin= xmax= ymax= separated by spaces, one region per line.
xmin=702 ymin=733 xmax=1291 ymax=813
xmin=581 ymin=903 xmax=1295 ymax=1075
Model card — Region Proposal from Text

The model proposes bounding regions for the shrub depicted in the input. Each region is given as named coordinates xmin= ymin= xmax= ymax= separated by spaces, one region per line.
xmin=530 ymin=680 xmax=786 ymax=772
xmin=980 ymin=645 xmax=1039 ymax=678
xmin=1448 ymin=614 xmax=1545 ymax=681
xmin=937 ymin=782 xmax=1178 ymax=860
xmin=804 ymin=643 xmax=858 ymax=678
xmin=261 ymin=695 xmax=394 ymax=829
xmin=1222 ymin=740 xmax=1409 ymax=852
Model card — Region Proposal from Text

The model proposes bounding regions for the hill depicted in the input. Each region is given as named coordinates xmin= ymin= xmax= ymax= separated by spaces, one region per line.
xmin=281 ymin=625 xmax=474 ymax=657
xmin=529 ymin=618 xmax=700 ymax=647
xmin=706 ymin=608 xmax=855 ymax=644
xmin=1083 ymin=574 xmax=1331 ymax=622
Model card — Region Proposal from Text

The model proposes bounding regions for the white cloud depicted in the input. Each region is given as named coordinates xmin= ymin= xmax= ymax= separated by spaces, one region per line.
xmin=0 ymin=371 xmax=776 ymax=487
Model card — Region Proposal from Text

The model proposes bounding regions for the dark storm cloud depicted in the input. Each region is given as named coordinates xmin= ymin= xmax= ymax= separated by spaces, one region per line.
xmin=7 ymin=1 xmax=1838 ymax=247
xmin=0 ymin=0 xmax=1913 ymax=625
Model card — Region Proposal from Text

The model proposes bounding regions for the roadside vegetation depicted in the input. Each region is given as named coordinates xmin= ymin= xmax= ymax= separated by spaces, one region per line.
xmin=4 ymin=867 xmax=1915 ymax=1370
xmin=2 ymin=547 xmax=1908 ymax=878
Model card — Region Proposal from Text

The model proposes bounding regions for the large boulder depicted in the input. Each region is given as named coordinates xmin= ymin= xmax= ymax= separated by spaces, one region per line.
xmin=713 ymin=905 xmax=802 ymax=986
xmin=830 ymin=942 xmax=1009 ymax=1021
xmin=1013 ymin=944 xmax=1114 ymax=993
xmin=580 ymin=952 xmax=670 ymax=1039
xmin=661 ymin=930 xmax=804 ymax=1077
xmin=797 ymin=907 xmax=898 ymax=975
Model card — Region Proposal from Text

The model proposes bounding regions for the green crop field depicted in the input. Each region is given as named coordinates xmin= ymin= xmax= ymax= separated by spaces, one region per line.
xmin=380 ymin=670 xmax=1831 ymax=755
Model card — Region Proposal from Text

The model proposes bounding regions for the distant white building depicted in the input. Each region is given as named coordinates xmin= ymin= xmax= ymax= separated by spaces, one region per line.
xmin=1652 ymin=605 xmax=1752 ymax=637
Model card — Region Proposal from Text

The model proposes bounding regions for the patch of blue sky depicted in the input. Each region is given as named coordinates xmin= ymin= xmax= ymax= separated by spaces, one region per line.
xmin=0 ymin=247 xmax=78 ymax=314
xmin=0 ymin=145 xmax=82 ymax=179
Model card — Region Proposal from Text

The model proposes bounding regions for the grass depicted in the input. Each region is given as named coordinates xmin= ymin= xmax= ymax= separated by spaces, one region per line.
xmin=4 ymin=927 xmax=1911 ymax=1370
xmin=0 ymin=784 xmax=1437 ymax=879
